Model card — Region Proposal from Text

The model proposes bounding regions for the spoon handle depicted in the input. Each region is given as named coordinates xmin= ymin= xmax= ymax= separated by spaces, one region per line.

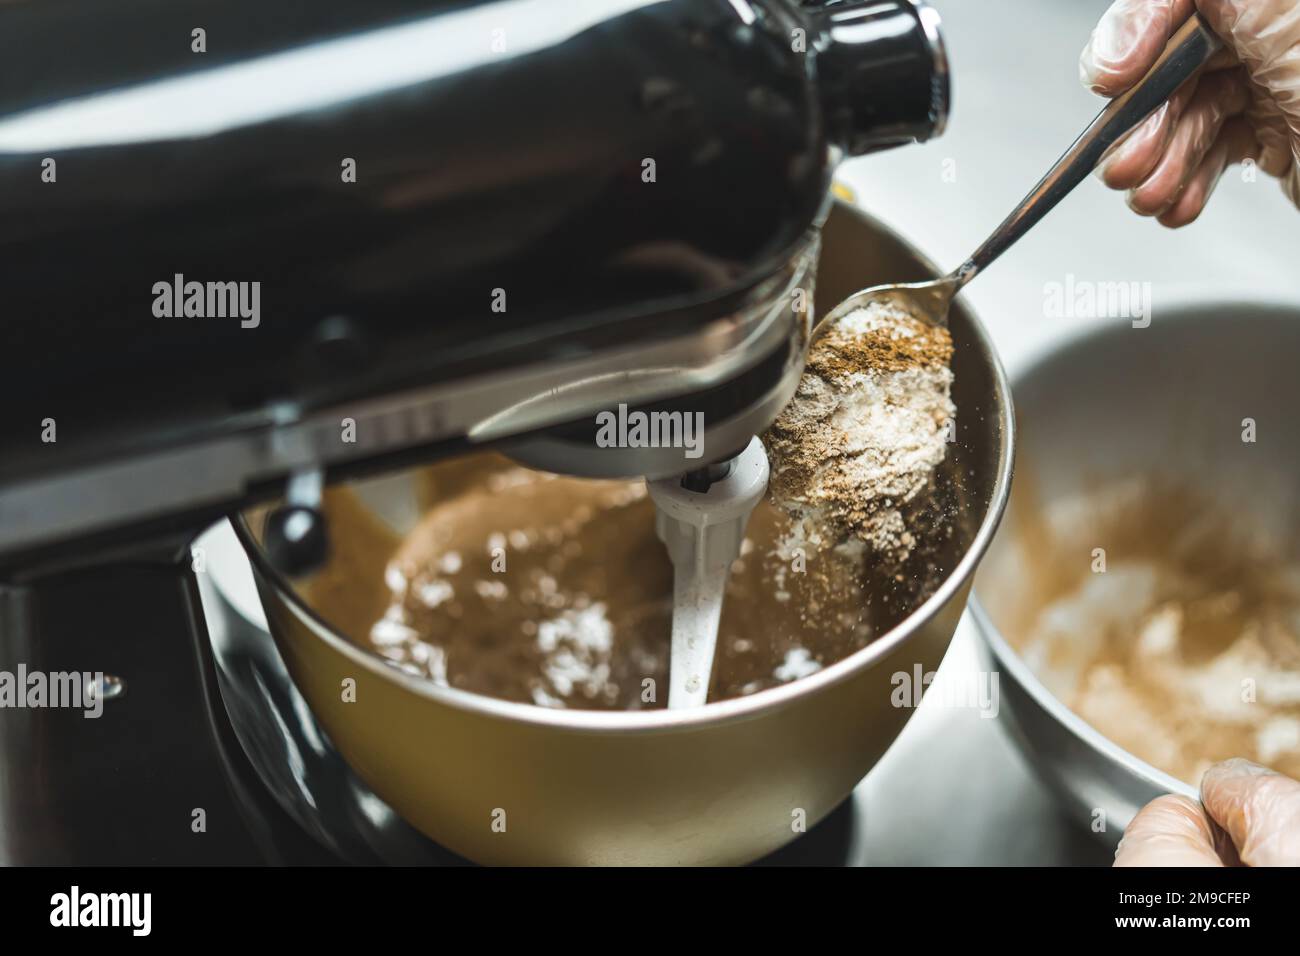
xmin=953 ymin=13 xmax=1223 ymax=287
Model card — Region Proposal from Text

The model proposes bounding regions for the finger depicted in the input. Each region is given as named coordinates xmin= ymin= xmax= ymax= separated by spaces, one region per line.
xmin=1201 ymin=758 xmax=1300 ymax=867
xmin=1198 ymin=0 xmax=1300 ymax=72
xmin=1097 ymin=76 xmax=1200 ymax=189
xmin=1080 ymin=0 xmax=1197 ymax=96
xmin=1282 ymin=165 xmax=1300 ymax=210
xmin=1127 ymin=68 xmax=1251 ymax=215
xmin=1157 ymin=117 xmax=1260 ymax=227
xmin=1114 ymin=794 xmax=1226 ymax=866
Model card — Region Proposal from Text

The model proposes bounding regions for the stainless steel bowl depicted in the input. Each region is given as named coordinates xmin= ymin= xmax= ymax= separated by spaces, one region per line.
xmin=972 ymin=303 xmax=1300 ymax=841
xmin=208 ymin=200 xmax=1014 ymax=865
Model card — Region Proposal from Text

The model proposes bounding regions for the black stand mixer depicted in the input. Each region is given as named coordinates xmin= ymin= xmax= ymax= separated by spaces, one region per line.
xmin=0 ymin=0 xmax=948 ymax=863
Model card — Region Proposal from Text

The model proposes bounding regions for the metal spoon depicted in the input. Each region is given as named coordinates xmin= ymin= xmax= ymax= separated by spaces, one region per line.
xmin=822 ymin=14 xmax=1224 ymax=330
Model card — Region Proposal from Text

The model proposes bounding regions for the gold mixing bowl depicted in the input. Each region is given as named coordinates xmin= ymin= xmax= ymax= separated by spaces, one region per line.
xmin=234 ymin=201 xmax=1014 ymax=865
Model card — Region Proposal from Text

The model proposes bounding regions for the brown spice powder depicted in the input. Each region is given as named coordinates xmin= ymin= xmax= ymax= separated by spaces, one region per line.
xmin=808 ymin=310 xmax=954 ymax=378
xmin=764 ymin=300 xmax=956 ymax=571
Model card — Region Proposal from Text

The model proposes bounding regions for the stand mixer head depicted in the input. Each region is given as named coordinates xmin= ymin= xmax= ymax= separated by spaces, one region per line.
xmin=0 ymin=0 xmax=948 ymax=578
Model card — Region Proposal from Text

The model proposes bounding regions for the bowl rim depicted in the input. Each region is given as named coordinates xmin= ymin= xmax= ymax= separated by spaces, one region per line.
xmin=969 ymin=598 xmax=1197 ymax=800
xmin=230 ymin=200 xmax=1017 ymax=735
xmin=963 ymin=304 xmax=1300 ymax=803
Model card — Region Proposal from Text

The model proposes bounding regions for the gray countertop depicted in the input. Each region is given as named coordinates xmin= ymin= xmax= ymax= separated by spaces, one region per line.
xmin=836 ymin=0 xmax=1300 ymax=866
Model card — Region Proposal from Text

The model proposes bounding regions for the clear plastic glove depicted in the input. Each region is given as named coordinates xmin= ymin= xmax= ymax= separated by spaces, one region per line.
xmin=1114 ymin=758 xmax=1300 ymax=866
xmin=1079 ymin=0 xmax=1300 ymax=226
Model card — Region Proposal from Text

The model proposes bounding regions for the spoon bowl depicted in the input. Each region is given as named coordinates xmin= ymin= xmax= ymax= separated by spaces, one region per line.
xmin=818 ymin=275 xmax=961 ymax=335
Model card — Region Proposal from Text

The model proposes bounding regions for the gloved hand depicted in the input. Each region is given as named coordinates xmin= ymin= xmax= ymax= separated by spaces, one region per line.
xmin=1114 ymin=758 xmax=1300 ymax=866
xmin=1079 ymin=0 xmax=1300 ymax=226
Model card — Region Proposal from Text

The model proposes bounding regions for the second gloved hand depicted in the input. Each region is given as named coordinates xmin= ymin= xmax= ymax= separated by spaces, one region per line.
xmin=1080 ymin=0 xmax=1300 ymax=226
xmin=1115 ymin=758 xmax=1300 ymax=866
